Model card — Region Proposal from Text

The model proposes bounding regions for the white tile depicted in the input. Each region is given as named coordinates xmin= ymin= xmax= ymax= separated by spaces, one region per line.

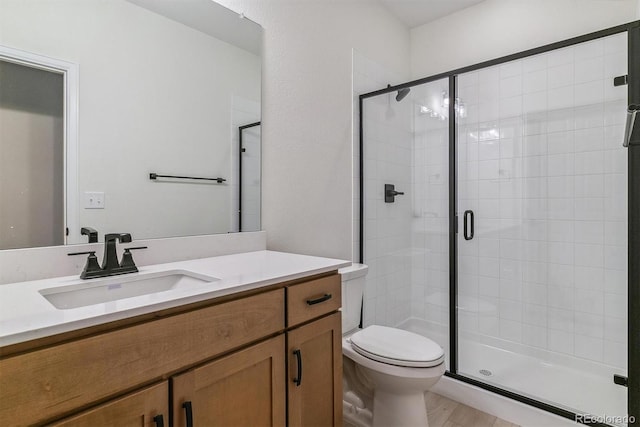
xmin=478 ymin=180 xmax=500 ymax=198
xmin=603 ymin=32 xmax=627 ymax=55
xmin=547 ymin=241 xmax=574 ymax=265
xmin=574 ymin=312 xmax=604 ymax=338
xmin=548 ymin=63 xmax=574 ymax=89
xmin=548 ymin=285 xmax=574 ymax=310
xmin=500 ymin=299 xmax=522 ymax=321
xmin=522 ymin=324 xmax=547 ymax=348
xmin=499 ymin=95 xmax=523 ymax=119
xmin=548 ymin=198 xmax=574 ymax=221
xmin=574 ymin=57 xmax=604 ymax=84
xmin=573 ymin=106 xmax=604 ymax=131
xmin=574 ymin=266 xmax=604 ymax=291
xmin=478 ymin=140 xmax=500 ymax=160
xmin=574 ymin=151 xmax=604 ymax=175
xmin=547 ymin=130 xmax=574 ymax=155
xmin=523 ymin=70 xmax=547 ymax=94
xmin=604 ymin=221 xmax=627 ymax=246
xmin=547 ymin=109 xmax=574 ymax=134
xmin=574 ymin=38 xmax=604 ymax=60
xmin=547 ymin=46 xmax=574 ymax=66
xmin=548 ymin=307 xmax=574 ymax=332
xmin=499 ymin=137 xmax=522 ymax=159
xmin=548 ymin=329 xmax=574 ymax=354
xmin=522 ymin=53 xmax=547 ymax=72
xmin=499 ymin=318 xmax=522 ymax=342
xmin=523 ymin=134 xmax=547 ymax=156
xmin=575 ymin=288 xmax=604 ymax=314
xmin=547 ymin=176 xmax=573 ymax=198
xmin=479 ymin=276 xmax=500 ymax=297
xmin=574 ymin=198 xmax=604 ymax=221
xmin=523 ymin=303 xmax=547 ymax=326
xmin=547 ymin=220 xmax=574 ymax=242
xmin=574 ymin=243 xmax=604 ymax=267
xmin=603 ymin=341 xmax=627 ymax=369
xmin=547 ymin=86 xmax=574 ymax=111
xmin=500 ymin=75 xmax=522 ymax=98
xmin=523 ymin=282 xmax=547 ymax=306
xmin=574 ymin=80 xmax=604 ymax=107
xmin=604 ymin=316 xmax=627 ymax=344
xmin=548 ymin=263 xmax=574 ymax=286
xmin=500 ymin=279 xmax=523 ymax=301
xmin=604 ymin=52 xmax=627 ymax=79
xmin=479 ymin=257 xmax=500 ymax=278
xmin=574 ymin=334 xmax=603 ymax=362
xmin=604 ymin=149 xmax=627 ymax=174
xmin=478 ymin=159 xmax=500 ymax=180
xmin=547 ymin=153 xmax=574 ymax=176
xmin=479 ymin=238 xmax=500 ymax=258
xmin=499 ymin=60 xmax=522 ymax=78
xmin=574 ymin=221 xmax=604 ymax=245
xmin=522 ymin=91 xmax=547 ymax=114
xmin=604 ymin=245 xmax=626 ymax=271
xmin=523 ymin=177 xmax=547 ymax=198
xmin=574 ymin=174 xmax=604 ymax=198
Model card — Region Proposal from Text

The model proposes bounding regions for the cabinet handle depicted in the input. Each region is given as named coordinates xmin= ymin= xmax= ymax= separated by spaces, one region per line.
xmin=306 ymin=293 xmax=332 ymax=305
xmin=293 ymin=349 xmax=303 ymax=387
xmin=153 ymin=414 xmax=165 ymax=427
xmin=182 ymin=401 xmax=193 ymax=427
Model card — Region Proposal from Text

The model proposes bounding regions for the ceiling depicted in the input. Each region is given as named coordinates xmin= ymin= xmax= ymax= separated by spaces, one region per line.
xmin=378 ymin=0 xmax=486 ymax=28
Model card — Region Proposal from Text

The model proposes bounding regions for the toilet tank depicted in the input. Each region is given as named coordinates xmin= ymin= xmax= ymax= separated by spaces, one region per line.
xmin=338 ymin=263 xmax=368 ymax=333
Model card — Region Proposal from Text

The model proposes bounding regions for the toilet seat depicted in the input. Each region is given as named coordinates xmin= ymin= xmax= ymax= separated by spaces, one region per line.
xmin=349 ymin=325 xmax=444 ymax=368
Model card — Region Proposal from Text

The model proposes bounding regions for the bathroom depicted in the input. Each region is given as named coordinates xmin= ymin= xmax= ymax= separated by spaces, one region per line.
xmin=0 ymin=0 xmax=639 ymax=426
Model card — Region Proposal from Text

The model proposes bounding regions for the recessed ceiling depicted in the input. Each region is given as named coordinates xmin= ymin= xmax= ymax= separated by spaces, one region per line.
xmin=379 ymin=0 xmax=486 ymax=29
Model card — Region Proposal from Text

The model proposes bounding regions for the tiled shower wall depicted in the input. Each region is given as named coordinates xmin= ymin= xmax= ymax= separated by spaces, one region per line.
xmin=410 ymin=82 xmax=450 ymax=331
xmin=354 ymin=51 xmax=413 ymax=328
xmin=455 ymin=33 xmax=628 ymax=369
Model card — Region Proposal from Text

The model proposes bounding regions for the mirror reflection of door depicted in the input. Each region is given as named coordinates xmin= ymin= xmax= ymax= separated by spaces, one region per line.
xmin=239 ymin=122 xmax=261 ymax=232
xmin=0 ymin=60 xmax=64 ymax=249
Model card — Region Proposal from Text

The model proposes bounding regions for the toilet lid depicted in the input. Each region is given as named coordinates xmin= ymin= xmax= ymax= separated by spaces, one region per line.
xmin=349 ymin=325 xmax=445 ymax=368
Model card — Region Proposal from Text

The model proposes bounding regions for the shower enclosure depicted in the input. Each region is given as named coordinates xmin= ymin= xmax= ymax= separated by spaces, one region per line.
xmin=359 ymin=22 xmax=639 ymax=425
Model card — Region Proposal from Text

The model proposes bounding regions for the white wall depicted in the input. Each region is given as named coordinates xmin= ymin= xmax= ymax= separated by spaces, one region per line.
xmin=411 ymin=0 xmax=637 ymax=78
xmin=215 ymin=0 xmax=410 ymax=260
xmin=0 ymin=0 xmax=260 ymax=242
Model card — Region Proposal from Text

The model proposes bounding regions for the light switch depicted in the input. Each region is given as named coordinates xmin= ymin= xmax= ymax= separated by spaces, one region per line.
xmin=84 ymin=192 xmax=105 ymax=209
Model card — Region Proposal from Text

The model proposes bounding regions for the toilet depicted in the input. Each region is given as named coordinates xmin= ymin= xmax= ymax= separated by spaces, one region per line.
xmin=339 ymin=263 xmax=445 ymax=427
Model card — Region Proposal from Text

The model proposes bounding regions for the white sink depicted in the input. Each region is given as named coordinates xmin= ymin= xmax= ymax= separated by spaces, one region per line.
xmin=39 ymin=270 xmax=220 ymax=309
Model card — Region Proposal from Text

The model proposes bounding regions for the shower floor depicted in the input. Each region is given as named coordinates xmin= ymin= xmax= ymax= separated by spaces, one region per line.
xmin=402 ymin=319 xmax=628 ymax=426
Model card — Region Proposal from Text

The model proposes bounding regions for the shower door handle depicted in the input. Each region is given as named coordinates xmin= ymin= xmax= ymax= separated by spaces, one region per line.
xmin=623 ymin=104 xmax=639 ymax=147
xmin=463 ymin=210 xmax=474 ymax=241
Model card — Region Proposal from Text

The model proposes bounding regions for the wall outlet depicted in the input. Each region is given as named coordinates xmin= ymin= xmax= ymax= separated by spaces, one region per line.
xmin=84 ymin=192 xmax=105 ymax=209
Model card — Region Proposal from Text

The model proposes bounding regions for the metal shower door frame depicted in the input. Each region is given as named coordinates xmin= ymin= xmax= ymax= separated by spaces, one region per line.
xmin=359 ymin=19 xmax=640 ymax=426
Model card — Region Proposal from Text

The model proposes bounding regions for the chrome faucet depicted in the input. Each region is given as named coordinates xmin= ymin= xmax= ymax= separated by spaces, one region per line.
xmin=68 ymin=233 xmax=146 ymax=279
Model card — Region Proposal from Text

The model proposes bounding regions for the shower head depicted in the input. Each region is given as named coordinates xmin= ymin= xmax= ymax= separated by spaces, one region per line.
xmin=396 ymin=87 xmax=410 ymax=102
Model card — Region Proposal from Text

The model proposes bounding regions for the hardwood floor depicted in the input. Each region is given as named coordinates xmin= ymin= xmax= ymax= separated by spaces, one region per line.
xmin=344 ymin=391 xmax=519 ymax=427
xmin=425 ymin=392 xmax=519 ymax=427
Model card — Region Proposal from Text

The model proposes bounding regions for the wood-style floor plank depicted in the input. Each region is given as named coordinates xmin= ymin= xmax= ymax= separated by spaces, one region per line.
xmin=344 ymin=391 xmax=519 ymax=426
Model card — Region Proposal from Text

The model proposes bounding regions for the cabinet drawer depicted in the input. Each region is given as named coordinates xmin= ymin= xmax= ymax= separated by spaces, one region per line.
xmin=287 ymin=274 xmax=341 ymax=326
xmin=50 ymin=381 xmax=168 ymax=427
xmin=0 ymin=289 xmax=284 ymax=427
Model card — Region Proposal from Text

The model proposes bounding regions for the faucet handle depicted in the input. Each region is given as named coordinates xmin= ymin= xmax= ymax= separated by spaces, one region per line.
xmin=68 ymin=251 xmax=102 ymax=279
xmin=120 ymin=246 xmax=147 ymax=270
xmin=105 ymin=233 xmax=132 ymax=243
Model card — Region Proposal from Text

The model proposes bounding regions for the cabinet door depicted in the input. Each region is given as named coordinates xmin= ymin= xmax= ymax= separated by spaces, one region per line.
xmin=172 ymin=335 xmax=285 ymax=427
xmin=50 ymin=381 xmax=168 ymax=427
xmin=288 ymin=312 xmax=342 ymax=427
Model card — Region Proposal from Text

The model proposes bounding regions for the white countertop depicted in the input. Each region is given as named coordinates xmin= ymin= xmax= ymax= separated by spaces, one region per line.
xmin=0 ymin=250 xmax=351 ymax=347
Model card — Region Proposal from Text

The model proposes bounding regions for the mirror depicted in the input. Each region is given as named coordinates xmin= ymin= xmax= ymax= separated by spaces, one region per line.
xmin=0 ymin=0 xmax=262 ymax=250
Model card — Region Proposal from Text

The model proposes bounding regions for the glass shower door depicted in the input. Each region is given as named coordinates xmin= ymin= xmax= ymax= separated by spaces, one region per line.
xmin=455 ymin=32 xmax=629 ymax=422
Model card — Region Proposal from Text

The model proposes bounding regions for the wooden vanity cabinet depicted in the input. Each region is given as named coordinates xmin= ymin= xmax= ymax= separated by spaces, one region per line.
xmin=50 ymin=382 xmax=169 ymax=427
xmin=286 ymin=275 xmax=343 ymax=427
xmin=172 ymin=335 xmax=286 ymax=427
xmin=0 ymin=272 xmax=342 ymax=427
